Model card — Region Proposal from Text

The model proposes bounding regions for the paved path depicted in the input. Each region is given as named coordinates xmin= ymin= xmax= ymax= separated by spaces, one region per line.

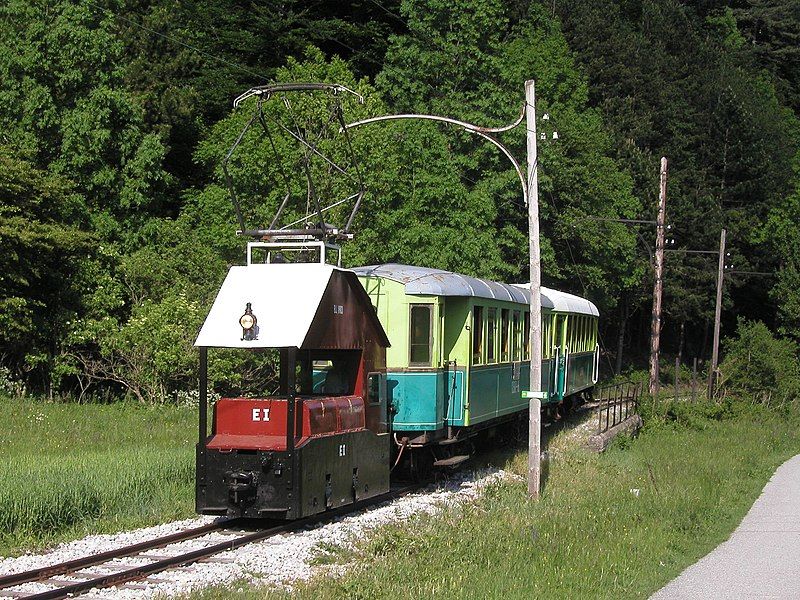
xmin=652 ymin=454 xmax=800 ymax=599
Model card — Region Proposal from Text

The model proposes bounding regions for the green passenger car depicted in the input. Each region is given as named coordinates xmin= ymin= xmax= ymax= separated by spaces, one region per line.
xmin=352 ymin=265 xmax=599 ymax=445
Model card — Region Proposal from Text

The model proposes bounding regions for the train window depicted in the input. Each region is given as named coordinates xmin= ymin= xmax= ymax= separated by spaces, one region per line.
xmin=585 ymin=317 xmax=590 ymax=351
xmin=501 ymin=309 xmax=510 ymax=362
xmin=568 ymin=315 xmax=574 ymax=351
xmin=367 ymin=373 xmax=380 ymax=404
xmin=583 ymin=317 xmax=588 ymax=351
xmin=512 ymin=311 xmax=521 ymax=361
xmin=523 ymin=311 xmax=530 ymax=360
xmin=574 ymin=316 xmax=579 ymax=351
xmin=472 ymin=306 xmax=484 ymax=365
xmin=487 ymin=308 xmax=497 ymax=363
xmin=542 ymin=315 xmax=549 ymax=359
xmin=409 ymin=304 xmax=433 ymax=366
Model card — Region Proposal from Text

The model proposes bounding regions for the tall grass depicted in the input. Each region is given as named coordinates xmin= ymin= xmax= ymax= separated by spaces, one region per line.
xmin=0 ymin=397 xmax=196 ymax=554
xmin=189 ymin=401 xmax=800 ymax=600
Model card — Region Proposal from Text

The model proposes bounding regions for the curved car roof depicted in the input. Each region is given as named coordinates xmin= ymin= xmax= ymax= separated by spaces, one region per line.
xmin=351 ymin=264 xmax=599 ymax=316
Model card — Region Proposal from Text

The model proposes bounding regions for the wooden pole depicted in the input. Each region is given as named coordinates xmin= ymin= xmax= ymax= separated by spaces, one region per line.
xmin=649 ymin=157 xmax=668 ymax=397
xmin=707 ymin=228 xmax=726 ymax=399
xmin=526 ymin=80 xmax=543 ymax=500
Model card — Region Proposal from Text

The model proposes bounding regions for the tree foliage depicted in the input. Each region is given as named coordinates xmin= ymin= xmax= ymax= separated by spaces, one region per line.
xmin=719 ymin=319 xmax=800 ymax=406
xmin=1 ymin=0 xmax=798 ymax=399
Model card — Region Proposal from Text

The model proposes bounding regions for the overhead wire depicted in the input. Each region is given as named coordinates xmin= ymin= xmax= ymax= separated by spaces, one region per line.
xmin=92 ymin=0 xmax=618 ymax=379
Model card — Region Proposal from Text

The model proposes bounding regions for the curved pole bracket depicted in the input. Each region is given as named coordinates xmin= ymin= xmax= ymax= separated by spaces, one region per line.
xmin=342 ymin=105 xmax=528 ymax=205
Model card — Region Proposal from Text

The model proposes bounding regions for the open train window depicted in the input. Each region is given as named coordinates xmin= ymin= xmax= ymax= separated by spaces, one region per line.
xmin=512 ymin=310 xmax=520 ymax=361
xmin=501 ymin=309 xmax=510 ymax=362
xmin=585 ymin=317 xmax=590 ymax=351
xmin=409 ymin=304 xmax=433 ymax=367
xmin=523 ymin=311 xmax=530 ymax=360
xmin=568 ymin=315 xmax=575 ymax=351
xmin=542 ymin=314 xmax=549 ymax=359
xmin=472 ymin=306 xmax=484 ymax=365
xmin=487 ymin=308 xmax=497 ymax=363
xmin=584 ymin=316 xmax=589 ymax=351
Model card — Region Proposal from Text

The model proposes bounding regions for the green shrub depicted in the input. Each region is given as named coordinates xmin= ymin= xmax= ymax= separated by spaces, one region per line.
xmin=719 ymin=319 xmax=800 ymax=407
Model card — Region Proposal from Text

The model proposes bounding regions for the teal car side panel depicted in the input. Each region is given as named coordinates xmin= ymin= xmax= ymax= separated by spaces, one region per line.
xmin=388 ymin=371 xmax=445 ymax=431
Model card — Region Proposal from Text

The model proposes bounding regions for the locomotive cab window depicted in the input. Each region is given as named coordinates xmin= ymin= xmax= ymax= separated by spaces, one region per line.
xmin=304 ymin=351 xmax=360 ymax=395
xmin=409 ymin=304 xmax=433 ymax=367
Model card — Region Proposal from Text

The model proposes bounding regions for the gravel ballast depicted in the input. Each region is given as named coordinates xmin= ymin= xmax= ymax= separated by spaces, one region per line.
xmin=0 ymin=469 xmax=518 ymax=599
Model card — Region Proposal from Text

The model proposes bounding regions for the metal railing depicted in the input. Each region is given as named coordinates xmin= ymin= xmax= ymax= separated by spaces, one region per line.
xmin=595 ymin=381 xmax=641 ymax=434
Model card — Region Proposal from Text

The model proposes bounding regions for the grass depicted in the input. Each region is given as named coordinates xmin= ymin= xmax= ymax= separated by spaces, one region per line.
xmin=0 ymin=397 xmax=196 ymax=555
xmin=186 ymin=399 xmax=800 ymax=599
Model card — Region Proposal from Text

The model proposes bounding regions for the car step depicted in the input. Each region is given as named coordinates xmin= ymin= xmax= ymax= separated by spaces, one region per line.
xmin=433 ymin=454 xmax=471 ymax=468
xmin=438 ymin=436 xmax=460 ymax=446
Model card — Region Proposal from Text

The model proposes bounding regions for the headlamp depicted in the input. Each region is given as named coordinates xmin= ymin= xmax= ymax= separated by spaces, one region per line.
xmin=239 ymin=302 xmax=257 ymax=340
xmin=239 ymin=313 xmax=255 ymax=330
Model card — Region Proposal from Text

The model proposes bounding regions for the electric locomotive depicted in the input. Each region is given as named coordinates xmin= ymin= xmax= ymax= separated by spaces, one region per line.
xmin=195 ymin=82 xmax=603 ymax=518
xmin=194 ymin=241 xmax=391 ymax=519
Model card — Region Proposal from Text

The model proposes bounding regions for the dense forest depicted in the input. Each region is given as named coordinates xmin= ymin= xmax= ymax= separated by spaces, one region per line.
xmin=1 ymin=0 xmax=798 ymax=401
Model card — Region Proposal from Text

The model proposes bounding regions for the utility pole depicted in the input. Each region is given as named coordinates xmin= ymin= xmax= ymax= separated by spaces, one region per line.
xmin=707 ymin=228 xmax=726 ymax=399
xmin=649 ymin=157 xmax=668 ymax=397
xmin=526 ymin=80 xmax=543 ymax=500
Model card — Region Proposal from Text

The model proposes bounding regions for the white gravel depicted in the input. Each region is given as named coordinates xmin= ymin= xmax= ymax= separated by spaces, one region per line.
xmin=0 ymin=469 xmax=521 ymax=599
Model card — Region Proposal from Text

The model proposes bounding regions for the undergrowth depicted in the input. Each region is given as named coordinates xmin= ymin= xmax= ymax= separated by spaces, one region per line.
xmin=0 ymin=397 xmax=196 ymax=554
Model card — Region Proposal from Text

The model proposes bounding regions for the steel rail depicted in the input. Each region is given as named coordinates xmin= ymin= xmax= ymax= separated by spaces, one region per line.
xmin=0 ymin=520 xmax=234 ymax=590
xmin=8 ymin=485 xmax=423 ymax=600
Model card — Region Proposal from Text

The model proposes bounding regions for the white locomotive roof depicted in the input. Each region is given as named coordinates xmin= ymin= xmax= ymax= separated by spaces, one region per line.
xmin=195 ymin=262 xmax=336 ymax=348
xmin=352 ymin=264 xmax=598 ymax=316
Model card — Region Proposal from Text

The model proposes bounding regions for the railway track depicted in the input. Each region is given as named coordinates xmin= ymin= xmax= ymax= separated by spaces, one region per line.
xmin=0 ymin=485 xmax=422 ymax=600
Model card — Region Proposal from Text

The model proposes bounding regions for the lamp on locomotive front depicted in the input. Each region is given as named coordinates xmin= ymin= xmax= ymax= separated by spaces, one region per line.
xmin=239 ymin=302 xmax=257 ymax=341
